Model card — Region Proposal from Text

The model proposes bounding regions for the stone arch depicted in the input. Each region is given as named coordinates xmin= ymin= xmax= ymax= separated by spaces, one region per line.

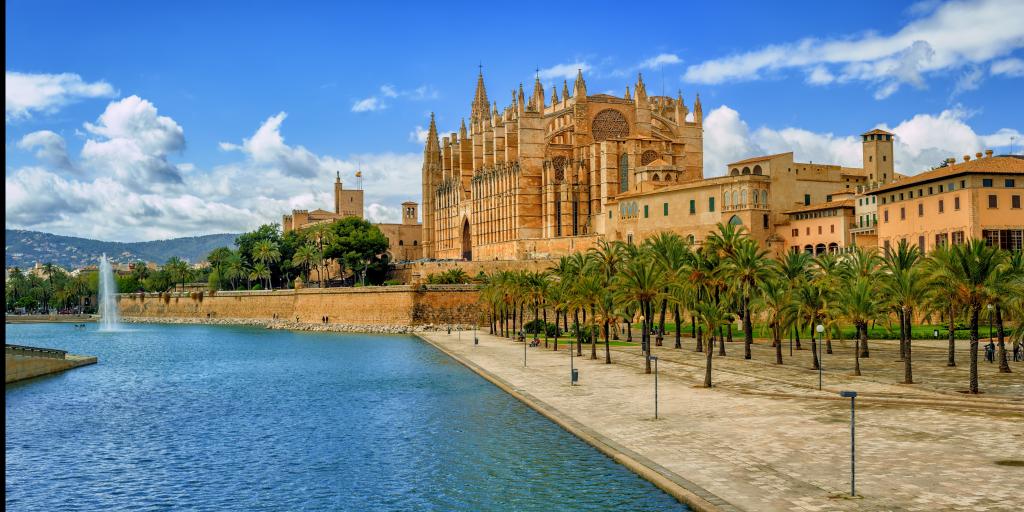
xmin=652 ymin=173 xmax=660 ymax=182
xmin=461 ymin=218 xmax=472 ymax=261
xmin=828 ymin=242 xmax=839 ymax=254
xmin=592 ymin=109 xmax=629 ymax=141
xmin=731 ymin=168 xmax=740 ymax=176
xmin=728 ymin=215 xmax=743 ymax=226
xmin=815 ymin=243 xmax=826 ymax=255
xmin=804 ymin=245 xmax=814 ymax=254
xmin=753 ymin=165 xmax=763 ymax=175
xmin=742 ymin=166 xmax=751 ymax=175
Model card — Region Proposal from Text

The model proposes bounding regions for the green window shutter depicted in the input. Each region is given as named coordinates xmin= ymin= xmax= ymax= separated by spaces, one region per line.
xmin=663 ymin=203 xmax=669 ymax=216
xmin=709 ymin=197 xmax=715 ymax=212
xmin=644 ymin=205 xmax=649 ymax=218
xmin=804 ymin=194 xmax=811 ymax=205
xmin=689 ymin=199 xmax=695 ymax=214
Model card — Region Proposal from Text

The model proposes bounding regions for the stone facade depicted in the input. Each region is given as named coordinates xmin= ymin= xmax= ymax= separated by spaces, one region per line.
xmin=118 ymin=286 xmax=481 ymax=326
xmin=421 ymin=69 xmax=703 ymax=261
xmin=283 ymin=172 xmax=364 ymax=232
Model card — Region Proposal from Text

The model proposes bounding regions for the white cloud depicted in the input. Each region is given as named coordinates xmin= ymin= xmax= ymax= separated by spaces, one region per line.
xmin=80 ymin=95 xmax=185 ymax=186
xmin=380 ymin=85 xmax=399 ymax=98
xmin=351 ymin=97 xmax=384 ymax=112
xmin=6 ymin=71 xmax=116 ymax=121
xmin=990 ymin=57 xmax=1024 ymax=76
xmin=806 ymin=65 xmax=835 ymax=85
xmin=952 ymin=66 xmax=984 ymax=96
xmin=219 ymin=112 xmax=339 ymax=178
xmin=539 ymin=62 xmax=590 ymax=81
xmin=409 ymin=125 xmax=429 ymax=144
xmin=683 ymin=0 xmax=1024 ymax=98
xmin=639 ymin=53 xmax=682 ymax=68
xmin=702 ymin=104 xmax=1022 ymax=177
xmin=18 ymin=130 xmax=73 ymax=170
xmin=366 ymin=203 xmax=401 ymax=223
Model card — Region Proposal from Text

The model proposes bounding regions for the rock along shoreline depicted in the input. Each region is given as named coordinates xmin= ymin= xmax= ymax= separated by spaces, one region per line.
xmin=121 ymin=316 xmax=473 ymax=335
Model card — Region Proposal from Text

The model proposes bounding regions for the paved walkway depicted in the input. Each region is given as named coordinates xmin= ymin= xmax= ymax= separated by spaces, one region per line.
xmin=419 ymin=331 xmax=1024 ymax=512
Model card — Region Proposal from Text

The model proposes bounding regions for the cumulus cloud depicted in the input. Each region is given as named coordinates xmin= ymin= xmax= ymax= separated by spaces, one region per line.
xmin=702 ymin=104 xmax=1022 ymax=177
xmin=218 ymin=112 xmax=340 ymax=178
xmin=80 ymin=95 xmax=185 ymax=186
xmin=409 ymin=125 xmax=429 ymax=144
xmin=6 ymin=71 xmax=117 ymax=121
xmin=990 ymin=57 xmax=1024 ymax=76
xmin=806 ymin=65 xmax=835 ymax=85
xmin=351 ymin=84 xmax=438 ymax=113
xmin=951 ymin=66 xmax=984 ymax=96
xmin=18 ymin=130 xmax=73 ymax=170
xmin=683 ymin=0 xmax=1024 ymax=98
xmin=538 ymin=62 xmax=590 ymax=81
xmin=366 ymin=203 xmax=401 ymax=223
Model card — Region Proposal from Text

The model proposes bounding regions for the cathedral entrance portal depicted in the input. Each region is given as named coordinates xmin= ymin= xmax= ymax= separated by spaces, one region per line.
xmin=461 ymin=219 xmax=472 ymax=261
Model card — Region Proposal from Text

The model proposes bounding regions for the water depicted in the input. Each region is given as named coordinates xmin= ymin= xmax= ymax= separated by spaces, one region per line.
xmin=98 ymin=254 xmax=121 ymax=331
xmin=5 ymin=323 xmax=686 ymax=511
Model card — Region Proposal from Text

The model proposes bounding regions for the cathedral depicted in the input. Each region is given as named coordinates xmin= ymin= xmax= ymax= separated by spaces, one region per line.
xmin=421 ymin=69 xmax=704 ymax=261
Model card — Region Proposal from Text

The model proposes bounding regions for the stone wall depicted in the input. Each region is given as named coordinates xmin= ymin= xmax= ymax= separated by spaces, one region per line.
xmin=5 ymin=354 xmax=97 ymax=383
xmin=118 ymin=285 xmax=481 ymax=326
xmin=391 ymin=259 xmax=559 ymax=284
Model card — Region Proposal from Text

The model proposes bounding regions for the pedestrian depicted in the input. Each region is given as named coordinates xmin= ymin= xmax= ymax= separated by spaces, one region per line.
xmin=1014 ymin=340 xmax=1022 ymax=362
xmin=985 ymin=340 xmax=995 ymax=363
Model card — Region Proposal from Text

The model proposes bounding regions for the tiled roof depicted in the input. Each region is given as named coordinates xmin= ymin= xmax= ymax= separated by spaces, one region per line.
xmin=862 ymin=128 xmax=894 ymax=136
xmin=867 ymin=156 xmax=1024 ymax=194
xmin=783 ymin=199 xmax=856 ymax=215
xmin=727 ymin=152 xmax=791 ymax=167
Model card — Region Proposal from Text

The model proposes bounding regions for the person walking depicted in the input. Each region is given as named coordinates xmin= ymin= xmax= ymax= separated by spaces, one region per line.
xmin=985 ymin=340 xmax=996 ymax=363
xmin=1014 ymin=340 xmax=1022 ymax=362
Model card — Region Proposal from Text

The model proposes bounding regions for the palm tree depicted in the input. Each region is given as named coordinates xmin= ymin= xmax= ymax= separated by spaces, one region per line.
xmin=250 ymin=263 xmax=270 ymax=290
xmin=812 ymin=253 xmax=843 ymax=354
xmin=224 ymin=252 xmax=245 ymax=290
xmin=795 ymin=283 xmax=826 ymax=370
xmin=758 ymin=276 xmax=796 ymax=365
xmin=643 ymin=233 xmax=687 ymax=346
xmin=252 ymin=240 xmax=281 ymax=289
xmin=292 ymin=245 xmax=317 ymax=285
xmin=932 ymin=240 xmax=1003 ymax=393
xmin=842 ymin=246 xmax=881 ymax=357
xmin=695 ymin=300 xmax=729 ymax=388
xmin=723 ymin=238 xmax=772 ymax=360
xmin=925 ymin=245 xmax=962 ymax=367
xmin=614 ymin=253 xmax=666 ymax=374
xmin=836 ymin=276 xmax=882 ymax=376
xmin=777 ymin=251 xmax=813 ymax=350
xmin=882 ymin=239 xmax=922 ymax=362
xmin=990 ymin=250 xmax=1023 ymax=373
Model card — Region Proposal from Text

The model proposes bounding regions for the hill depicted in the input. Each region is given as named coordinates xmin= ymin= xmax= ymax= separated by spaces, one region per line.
xmin=5 ymin=230 xmax=239 ymax=270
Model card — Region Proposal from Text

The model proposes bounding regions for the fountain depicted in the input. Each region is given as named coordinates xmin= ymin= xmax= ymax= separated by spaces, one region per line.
xmin=98 ymin=254 xmax=122 ymax=331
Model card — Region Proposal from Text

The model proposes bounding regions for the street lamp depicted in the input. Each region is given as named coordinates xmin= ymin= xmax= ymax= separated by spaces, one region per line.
xmin=640 ymin=314 xmax=651 ymax=374
xmin=649 ymin=355 xmax=659 ymax=419
xmin=474 ymin=322 xmax=478 ymax=345
xmin=987 ymin=304 xmax=994 ymax=342
xmin=816 ymin=324 xmax=825 ymax=390
xmin=839 ymin=390 xmax=858 ymax=497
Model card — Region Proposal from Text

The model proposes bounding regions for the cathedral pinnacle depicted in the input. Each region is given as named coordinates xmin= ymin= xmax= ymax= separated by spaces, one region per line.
xmin=574 ymin=68 xmax=587 ymax=97
xmin=551 ymin=84 xmax=558 ymax=105
xmin=472 ymin=67 xmax=490 ymax=121
xmin=423 ymin=112 xmax=440 ymax=155
xmin=562 ymin=80 xmax=570 ymax=100
xmin=624 ymin=86 xmax=632 ymax=100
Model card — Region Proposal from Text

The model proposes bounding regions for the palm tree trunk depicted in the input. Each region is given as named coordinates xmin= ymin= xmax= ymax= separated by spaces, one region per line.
xmin=794 ymin=326 xmax=801 ymax=350
xmin=543 ymin=308 xmax=548 ymax=348
xmin=718 ymin=326 xmax=726 ymax=356
xmin=774 ymin=325 xmax=783 ymax=364
xmin=810 ymin=333 xmax=820 ymax=370
xmin=826 ymin=328 xmax=833 ymax=354
xmin=854 ymin=323 xmax=863 ymax=376
xmin=969 ymin=306 xmax=980 ymax=393
xmin=590 ymin=320 xmax=598 ymax=360
xmin=897 ymin=309 xmax=906 ymax=362
xmin=743 ymin=297 xmax=753 ymax=360
xmin=575 ymin=311 xmax=583 ymax=357
xmin=996 ymin=304 xmax=1011 ymax=373
xmin=604 ymin=321 xmax=612 ymax=364
xmin=534 ymin=304 xmax=540 ymax=342
xmin=674 ymin=305 xmax=682 ymax=349
xmin=947 ymin=306 xmax=956 ymax=367
xmin=704 ymin=332 xmax=713 ymax=388
xmin=657 ymin=298 xmax=667 ymax=346
xmin=696 ymin=325 xmax=703 ymax=352
xmin=691 ymin=315 xmax=696 ymax=337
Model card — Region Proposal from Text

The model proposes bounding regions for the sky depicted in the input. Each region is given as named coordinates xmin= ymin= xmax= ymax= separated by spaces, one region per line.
xmin=5 ymin=0 xmax=1024 ymax=242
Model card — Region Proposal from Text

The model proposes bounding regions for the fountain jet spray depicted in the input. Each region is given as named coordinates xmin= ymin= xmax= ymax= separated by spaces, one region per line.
xmin=99 ymin=254 xmax=122 ymax=331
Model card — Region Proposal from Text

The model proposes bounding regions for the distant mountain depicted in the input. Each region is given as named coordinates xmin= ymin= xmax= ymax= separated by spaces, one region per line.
xmin=5 ymin=230 xmax=239 ymax=270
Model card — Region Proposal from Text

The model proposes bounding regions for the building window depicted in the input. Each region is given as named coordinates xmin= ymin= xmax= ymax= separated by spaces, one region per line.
xmin=961 ymin=180 xmax=966 ymax=189
xmin=928 ymin=187 xmax=933 ymax=195
xmin=1006 ymin=179 xmax=1016 ymax=188
xmin=938 ymin=200 xmax=944 ymax=213
xmin=884 ymin=209 xmax=889 ymax=222
xmin=792 ymin=228 xmax=799 ymax=237
xmin=1013 ymin=195 xmax=1021 ymax=209
xmin=939 ymin=184 xmax=944 ymax=192
xmin=954 ymin=197 xmax=960 ymax=210
xmin=935 ymin=233 xmax=948 ymax=247
xmin=806 ymin=227 xmax=810 ymax=235
xmin=983 ymin=178 xmax=993 ymax=188
xmin=984 ymin=229 xmax=1000 ymax=247
xmin=804 ymin=194 xmax=811 ymax=206
xmin=609 ymin=211 xmax=612 ymax=218
xmin=644 ymin=205 xmax=649 ymax=218
xmin=882 ymin=155 xmax=887 ymax=162
xmin=900 ymin=207 xmax=906 ymax=220
xmin=762 ymin=190 xmax=768 ymax=205
xmin=663 ymin=203 xmax=669 ymax=216
xmin=918 ymin=236 xmax=925 ymax=251
xmin=988 ymin=195 xmax=998 ymax=208
xmin=619 ymin=154 xmax=629 ymax=193
xmin=826 ymin=194 xmax=833 ymax=202
xmin=884 ymin=240 xmax=891 ymax=252
xmin=818 ymin=226 xmax=822 ymax=235
xmin=918 ymin=203 xmax=924 ymax=217
xmin=831 ymin=224 xmax=835 ymax=233
xmin=627 ymin=233 xmax=633 ymax=245
xmin=709 ymin=197 xmax=716 ymax=212
xmin=399 ymin=240 xmax=404 ymax=246
xmin=952 ymin=231 xmax=965 ymax=245
xmin=763 ymin=214 xmax=769 ymax=229
xmin=689 ymin=199 xmax=696 ymax=214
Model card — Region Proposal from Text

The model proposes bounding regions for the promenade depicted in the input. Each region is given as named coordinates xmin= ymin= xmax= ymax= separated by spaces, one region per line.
xmin=419 ymin=331 xmax=1024 ymax=512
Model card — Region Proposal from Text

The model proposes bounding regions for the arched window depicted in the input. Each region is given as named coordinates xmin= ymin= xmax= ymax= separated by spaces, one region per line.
xmin=753 ymin=190 xmax=759 ymax=206
xmin=732 ymin=191 xmax=738 ymax=206
xmin=723 ymin=193 xmax=730 ymax=208
xmin=728 ymin=215 xmax=743 ymax=226
xmin=741 ymin=189 xmax=747 ymax=206
xmin=619 ymin=154 xmax=629 ymax=193
xmin=413 ymin=240 xmax=418 ymax=246
xmin=652 ymin=173 xmax=660 ymax=182
xmin=815 ymin=243 xmax=826 ymax=255
xmin=761 ymin=190 xmax=768 ymax=206
xmin=399 ymin=240 xmax=404 ymax=246
xmin=731 ymin=168 xmax=740 ymax=176
xmin=752 ymin=165 xmax=762 ymax=175
xmin=804 ymin=245 xmax=814 ymax=254
xmin=742 ymin=167 xmax=751 ymax=175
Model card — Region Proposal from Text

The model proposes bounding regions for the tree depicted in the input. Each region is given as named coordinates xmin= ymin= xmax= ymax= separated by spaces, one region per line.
xmin=250 ymin=263 xmax=270 ymax=291
xmin=932 ymin=240 xmax=1004 ymax=393
xmin=252 ymin=240 xmax=281 ymax=289
xmin=323 ymin=217 xmax=391 ymax=286
xmin=613 ymin=253 xmax=665 ymax=374
xmin=695 ymin=300 xmax=729 ymax=388
xmin=924 ymin=245 xmax=962 ymax=367
xmin=836 ymin=277 xmax=882 ymax=376
xmin=723 ymin=238 xmax=773 ymax=360
xmin=990 ymin=250 xmax=1023 ymax=373
xmin=882 ymin=240 xmax=927 ymax=383
xmin=164 ymin=257 xmax=191 ymax=292
xmin=758 ymin=276 xmax=796 ymax=365
xmin=776 ymin=251 xmax=813 ymax=350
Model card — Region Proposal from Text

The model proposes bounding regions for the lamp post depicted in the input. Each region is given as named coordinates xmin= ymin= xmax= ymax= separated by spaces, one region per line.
xmin=649 ymin=355 xmax=659 ymax=419
xmin=839 ymin=390 xmax=858 ymax=497
xmin=474 ymin=322 xmax=478 ymax=345
xmin=570 ymin=330 xmax=576 ymax=385
xmin=816 ymin=324 xmax=825 ymax=390
xmin=987 ymin=304 xmax=994 ymax=342
xmin=640 ymin=314 xmax=651 ymax=374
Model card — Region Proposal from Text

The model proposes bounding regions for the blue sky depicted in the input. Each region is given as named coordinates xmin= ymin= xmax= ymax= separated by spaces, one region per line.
xmin=6 ymin=0 xmax=1023 ymax=241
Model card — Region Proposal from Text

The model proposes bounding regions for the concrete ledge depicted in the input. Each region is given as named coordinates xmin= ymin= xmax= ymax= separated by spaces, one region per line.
xmin=416 ymin=333 xmax=737 ymax=512
xmin=5 ymin=354 xmax=97 ymax=383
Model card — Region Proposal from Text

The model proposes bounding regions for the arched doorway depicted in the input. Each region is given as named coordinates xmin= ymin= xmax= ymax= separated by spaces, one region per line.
xmin=461 ymin=219 xmax=472 ymax=261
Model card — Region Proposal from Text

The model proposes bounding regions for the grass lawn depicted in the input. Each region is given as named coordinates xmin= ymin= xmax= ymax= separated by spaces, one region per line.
xmin=641 ymin=321 xmax=1007 ymax=341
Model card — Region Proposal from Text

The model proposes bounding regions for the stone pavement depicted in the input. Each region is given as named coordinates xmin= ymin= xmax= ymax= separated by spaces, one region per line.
xmin=419 ymin=331 xmax=1024 ymax=512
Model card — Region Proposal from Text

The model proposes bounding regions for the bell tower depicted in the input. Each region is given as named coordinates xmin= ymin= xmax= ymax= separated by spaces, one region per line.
xmin=862 ymin=129 xmax=894 ymax=184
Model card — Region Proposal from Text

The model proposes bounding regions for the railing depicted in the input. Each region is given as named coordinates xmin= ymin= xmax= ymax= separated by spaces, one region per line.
xmin=5 ymin=344 xmax=67 ymax=360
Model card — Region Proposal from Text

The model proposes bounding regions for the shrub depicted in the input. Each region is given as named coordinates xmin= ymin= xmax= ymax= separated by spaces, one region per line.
xmin=524 ymin=319 xmax=558 ymax=337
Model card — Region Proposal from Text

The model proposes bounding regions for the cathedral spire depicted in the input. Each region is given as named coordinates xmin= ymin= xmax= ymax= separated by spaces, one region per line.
xmin=517 ymin=83 xmax=526 ymax=112
xmin=573 ymin=68 xmax=587 ymax=97
xmin=459 ymin=118 xmax=467 ymax=140
xmin=551 ymin=84 xmax=558 ymax=105
xmin=694 ymin=93 xmax=703 ymax=123
xmin=624 ymin=86 xmax=631 ymax=100
xmin=531 ymin=72 xmax=544 ymax=111
xmin=562 ymin=80 xmax=570 ymax=100
xmin=471 ymin=68 xmax=490 ymax=122
xmin=424 ymin=112 xmax=440 ymax=155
